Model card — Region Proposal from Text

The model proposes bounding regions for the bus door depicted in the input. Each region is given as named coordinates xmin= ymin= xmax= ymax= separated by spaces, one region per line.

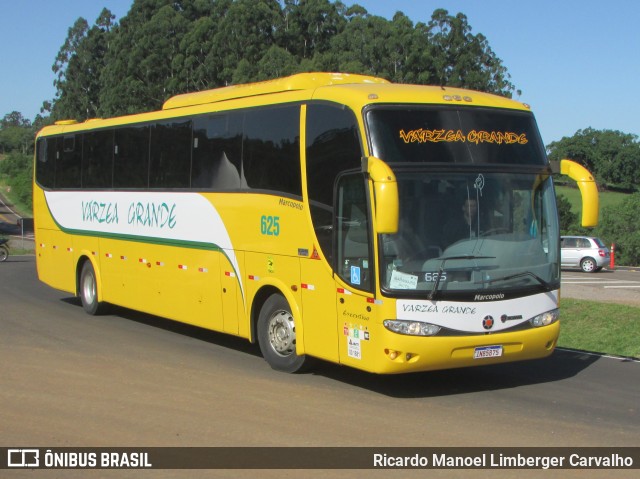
xmin=334 ymin=173 xmax=375 ymax=367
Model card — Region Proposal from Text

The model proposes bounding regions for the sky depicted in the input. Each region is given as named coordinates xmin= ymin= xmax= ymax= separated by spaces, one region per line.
xmin=1 ymin=0 xmax=639 ymax=145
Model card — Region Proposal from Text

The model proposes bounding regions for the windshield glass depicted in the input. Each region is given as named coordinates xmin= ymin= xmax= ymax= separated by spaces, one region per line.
xmin=379 ymin=170 xmax=560 ymax=296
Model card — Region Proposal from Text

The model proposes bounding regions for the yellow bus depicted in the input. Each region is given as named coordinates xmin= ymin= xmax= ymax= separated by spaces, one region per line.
xmin=34 ymin=73 xmax=598 ymax=374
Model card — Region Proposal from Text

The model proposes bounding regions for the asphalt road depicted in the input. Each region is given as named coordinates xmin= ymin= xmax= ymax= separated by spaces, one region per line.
xmin=561 ymin=268 xmax=640 ymax=306
xmin=2 ymin=257 xmax=639 ymax=478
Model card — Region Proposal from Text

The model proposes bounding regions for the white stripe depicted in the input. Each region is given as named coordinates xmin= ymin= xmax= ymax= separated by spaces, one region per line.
xmin=556 ymin=347 xmax=640 ymax=363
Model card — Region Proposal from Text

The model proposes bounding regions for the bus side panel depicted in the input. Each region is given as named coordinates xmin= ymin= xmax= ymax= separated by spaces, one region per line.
xmin=299 ymin=257 xmax=339 ymax=362
xmin=141 ymin=243 xmax=224 ymax=331
xmin=220 ymin=251 xmax=241 ymax=335
xmin=35 ymin=229 xmax=75 ymax=294
xmin=35 ymin=228 xmax=60 ymax=291
xmin=99 ymin=237 xmax=131 ymax=306
xmin=98 ymin=238 xmax=226 ymax=331
xmin=244 ymin=251 xmax=301 ymax=336
xmin=33 ymin=189 xmax=72 ymax=293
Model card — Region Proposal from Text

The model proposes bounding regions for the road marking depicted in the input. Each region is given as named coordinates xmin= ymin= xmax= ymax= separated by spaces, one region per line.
xmin=556 ymin=347 xmax=640 ymax=363
xmin=603 ymin=285 xmax=640 ymax=289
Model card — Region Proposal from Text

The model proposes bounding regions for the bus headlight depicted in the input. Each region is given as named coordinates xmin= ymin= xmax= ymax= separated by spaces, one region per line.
xmin=383 ymin=320 xmax=441 ymax=336
xmin=529 ymin=309 xmax=559 ymax=328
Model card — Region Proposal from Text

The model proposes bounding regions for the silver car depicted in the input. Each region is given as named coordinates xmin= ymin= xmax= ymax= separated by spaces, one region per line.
xmin=561 ymin=236 xmax=610 ymax=273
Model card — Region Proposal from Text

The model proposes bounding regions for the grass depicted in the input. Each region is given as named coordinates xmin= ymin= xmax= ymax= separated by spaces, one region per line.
xmin=0 ymin=182 xmax=32 ymax=217
xmin=558 ymin=298 xmax=640 ymax=358
xmin=555 ymin=185 xmax=629 ymax=216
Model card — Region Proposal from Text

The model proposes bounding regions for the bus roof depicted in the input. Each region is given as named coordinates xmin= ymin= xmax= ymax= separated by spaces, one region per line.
xmin=162 ymin=72 xmax=390 ymax=110
xmin=39 ymin=73 xmax=531 ymax=137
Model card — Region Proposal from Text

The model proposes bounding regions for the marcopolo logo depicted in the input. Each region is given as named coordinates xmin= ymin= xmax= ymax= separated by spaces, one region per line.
xmin=474 ymin=293 xmax=505 ymax=301
xmin=8 ymin=449 xmax=40 ymax=467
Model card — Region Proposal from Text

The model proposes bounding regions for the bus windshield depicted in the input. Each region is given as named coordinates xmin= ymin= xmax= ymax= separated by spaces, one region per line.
xmin=379 ymin=170 xmax=560 ymax=296
xmin=366 ymin=105 xmax=559 ymax=297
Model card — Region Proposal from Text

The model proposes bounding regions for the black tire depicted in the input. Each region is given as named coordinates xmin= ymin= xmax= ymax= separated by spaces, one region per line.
xmin=79 ymin=261 xmax=108 ymax=315
xmin=257 ymin=294 xmax=308 ymax=373
xmin=580 ymin=257 xmax=597 ymax=273
xmin=0 ymin=246 xmax=8 ymax=262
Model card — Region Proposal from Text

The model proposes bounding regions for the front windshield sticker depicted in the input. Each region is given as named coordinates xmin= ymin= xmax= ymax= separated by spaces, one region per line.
xmin=399 ymin=129 xmax=528 ymax=145
xmin=389 ymin=270 xmax=418 ymax=289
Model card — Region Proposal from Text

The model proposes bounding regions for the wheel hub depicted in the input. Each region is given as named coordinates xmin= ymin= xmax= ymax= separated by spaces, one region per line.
xmin=268 ymin=310 xmax=296 ymax=357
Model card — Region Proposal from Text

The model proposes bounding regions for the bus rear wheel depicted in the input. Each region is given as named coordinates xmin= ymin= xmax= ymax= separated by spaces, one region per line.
xmin=79 ymin=261 xmax=108 ymax=315
xmin=257 ymin=294 xmax=307 ymax=373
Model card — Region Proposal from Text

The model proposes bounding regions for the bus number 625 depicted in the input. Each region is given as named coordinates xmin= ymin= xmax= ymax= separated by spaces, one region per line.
xmin=260 ymin=215 xmax=280 ymax=236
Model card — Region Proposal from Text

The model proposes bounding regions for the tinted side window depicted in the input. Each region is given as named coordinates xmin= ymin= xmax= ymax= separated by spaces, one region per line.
xmin=36 ymin=137 xmax=56 ymax=188
xmin=149 ymin=119 xmax=192 ymax=188
xmin=192 ymin=113 xmax=243 ymax=189
xmin=82 ymin=130 xmax=113 ymax=188
xmin=56 ymin=135 xmax=81 ymax=188
xmin=243 ymin=106 xmax=301 ymax=196
xmin=306 ymin=104 xmax=362 ymax=206
xmin=306 ymin=104 xmax=362 ymax=261
xmin=336 ymin=173 xmax=372 ymax=292
xmin=114 ymin=125 xmax=150 ymax=188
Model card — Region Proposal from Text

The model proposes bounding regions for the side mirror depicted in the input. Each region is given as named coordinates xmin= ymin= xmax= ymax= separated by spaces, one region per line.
xmin=559 ymin=159 xmax=599 ymax=227
xmin=366 ymin=156 xmax=399 ymax=234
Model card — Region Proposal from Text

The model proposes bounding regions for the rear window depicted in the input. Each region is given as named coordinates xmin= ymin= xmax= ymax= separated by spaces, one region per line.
xmin=592 ymin=237 xmax=606 ymax=248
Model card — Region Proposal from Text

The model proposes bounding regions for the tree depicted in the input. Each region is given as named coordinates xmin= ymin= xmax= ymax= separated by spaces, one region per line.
xmin=425 ymin=9 xmax=516 ymax=97
xmin=547 ymin=128 xmax=640 ymax=190
xmin=0 ymin=112 xmax=33 ymax=155
xmin=595 ymin=194 xmax=640 ymax=266
xmin=49 ymin=9 xmax=115 ymax=121
xmin=100 ymin=1 xmax=191 ymax=116
xmin=556 ymin=194 xmax=578 ymax=235
xmin=280 ymin=0 xmax=345 ymax=60
xmin=45 ymin=0 xmax=520 ymax=118
xmin=212 ymin=0 xmax=283 ymax=85
xmin=255 ymin=45 xmax=299 ymax=81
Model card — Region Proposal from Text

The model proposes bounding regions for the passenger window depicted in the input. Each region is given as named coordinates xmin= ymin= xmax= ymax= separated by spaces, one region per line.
xmin=578 ymin=238 xmax=590 ymax=248
xmin=114 ymin=125 xmax=150 ymax=188
xmin=82 ymin=130 xmax=114 ymax=188
xmin=149 ymin=120 xmax=192 ymax=188
xmin=243 ymin=106 xmax=301 ymax=196
xmin=55 ymin=135 xmax=81 ymax=188
xmin=36 ymin=137 xmax=56 ymax=188
xmin=192 ymin=114 xmax=243 ymax=189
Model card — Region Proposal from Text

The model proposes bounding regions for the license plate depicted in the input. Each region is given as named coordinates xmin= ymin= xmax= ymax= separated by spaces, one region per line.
xmin=474 ymin=345 xmax=503 ymax=359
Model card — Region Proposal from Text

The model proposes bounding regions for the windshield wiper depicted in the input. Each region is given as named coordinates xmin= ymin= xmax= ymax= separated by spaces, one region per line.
xmin=485 ymin=271 xmax=553 ymax=290
xmin=428 ymin=254 xmax=496 ymax=300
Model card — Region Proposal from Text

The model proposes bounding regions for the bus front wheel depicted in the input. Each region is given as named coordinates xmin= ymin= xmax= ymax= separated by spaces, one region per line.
xmin=79 ymin=261 xmax=108 ymax=315
xmin=257 ymin=294 xmax=307 ymax=373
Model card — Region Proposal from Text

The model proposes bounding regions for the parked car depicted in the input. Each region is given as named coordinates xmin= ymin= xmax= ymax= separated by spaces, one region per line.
xmin=560 ymin=236 xmax=609 ymax=272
